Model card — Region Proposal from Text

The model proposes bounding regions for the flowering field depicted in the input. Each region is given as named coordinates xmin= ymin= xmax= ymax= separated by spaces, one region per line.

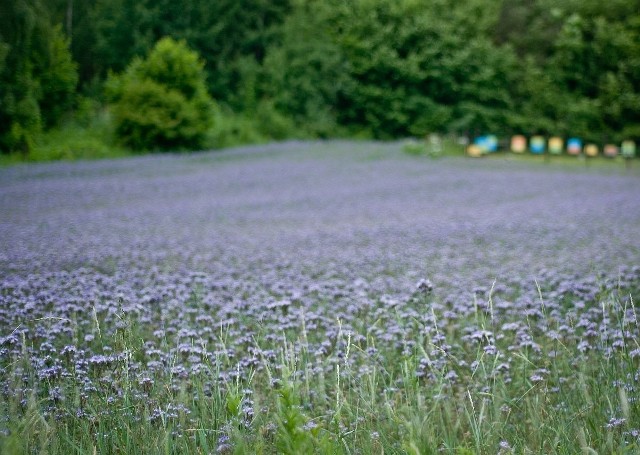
xmin=1 ymin=141 xmax=640 ymax=454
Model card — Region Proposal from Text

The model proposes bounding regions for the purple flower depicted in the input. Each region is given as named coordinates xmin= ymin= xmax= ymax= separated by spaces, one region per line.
xmin=605 ymin=417 xmax=626 ymax=429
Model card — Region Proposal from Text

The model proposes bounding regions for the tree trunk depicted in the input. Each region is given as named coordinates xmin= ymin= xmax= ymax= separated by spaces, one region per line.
xmin=66 ymin=0 xmax=73 ymax=42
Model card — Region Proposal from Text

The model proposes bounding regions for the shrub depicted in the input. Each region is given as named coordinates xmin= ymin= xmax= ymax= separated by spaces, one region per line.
xmin=29 ymin=108 xmax=127 ymax=162
xmin=107 ymin=37 xmax=214 ymax=151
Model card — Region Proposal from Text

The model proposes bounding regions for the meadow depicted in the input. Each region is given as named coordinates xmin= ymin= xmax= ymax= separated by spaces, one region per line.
xmin=1 ymin=141 xmax=639 ymax=454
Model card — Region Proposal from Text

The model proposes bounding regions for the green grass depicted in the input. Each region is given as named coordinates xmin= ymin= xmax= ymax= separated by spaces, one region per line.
xmin=1 ymin=285 xmax=638 ymax=454
xmin=401 ymin=137 xmax=465 ymax=158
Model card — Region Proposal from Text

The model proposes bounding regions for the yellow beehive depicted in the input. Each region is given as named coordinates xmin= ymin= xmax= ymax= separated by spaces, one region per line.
xmin=584 ymin=144 xmax=599 ymax=157
xmin=467 ymin=144 xmax=483 ymax=157
xmin=548 ymin=137 xmax=563 ymax=155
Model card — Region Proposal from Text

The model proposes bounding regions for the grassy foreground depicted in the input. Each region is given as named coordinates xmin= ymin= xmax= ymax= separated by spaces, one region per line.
xmin=2 ymin=279 xmax=639 ymax=454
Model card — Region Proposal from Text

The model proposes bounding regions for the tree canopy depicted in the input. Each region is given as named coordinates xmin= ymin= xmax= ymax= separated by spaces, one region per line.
xmin=1 ymin=0 xmax=639 ymax=154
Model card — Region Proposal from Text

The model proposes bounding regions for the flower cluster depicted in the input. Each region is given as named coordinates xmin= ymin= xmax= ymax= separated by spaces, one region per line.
xmin=1 ymin=142 xmax=639 ymax=445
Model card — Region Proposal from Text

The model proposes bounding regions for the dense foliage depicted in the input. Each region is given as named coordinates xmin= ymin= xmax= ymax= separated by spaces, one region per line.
xmin=106 ymin=37 xmax=214 ymax=151
xmin=0 ymin=0 xmax=77 ymax=154
xmin=1 ymin=0 xmax=639 ymax=155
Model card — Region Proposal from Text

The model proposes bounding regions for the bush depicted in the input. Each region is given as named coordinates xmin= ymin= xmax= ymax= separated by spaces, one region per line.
xmin=107 ymin=37 xmax=215 ymax=151
xmin=29 ymin=108 xmax=128 ymax=162
xmin=209 ymin=109 xmax=266 ymax=149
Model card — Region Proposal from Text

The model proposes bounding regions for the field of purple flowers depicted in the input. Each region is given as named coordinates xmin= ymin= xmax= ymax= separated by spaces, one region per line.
xmin=1 ymin=141 xmax=640 ymax=454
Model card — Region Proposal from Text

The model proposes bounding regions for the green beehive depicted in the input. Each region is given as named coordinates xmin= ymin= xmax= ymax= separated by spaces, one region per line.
xmin=621 ymin=140 xmax=636 ymax=159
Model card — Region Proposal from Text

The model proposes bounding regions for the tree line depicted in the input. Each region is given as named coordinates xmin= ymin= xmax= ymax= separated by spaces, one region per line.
xmin=1 ymin=0 xmax=639 ymax=155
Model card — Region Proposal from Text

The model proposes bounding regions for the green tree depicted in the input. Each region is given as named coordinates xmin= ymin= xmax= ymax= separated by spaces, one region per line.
xmin=262 ymin=0 xmax=350 ymax=136
xmin=89 ymin=0 xmax=290 ymax=108
xmin=107 ymin=37 xmax=215 ymax=151
xmin=493 ymin=0 xmax=565 ymax=62
xmin=38 ymin=25 xmax=79 ymax=128
xmin=0 ymin=0 xmax=77 ymax=154
xmin=290 ymin=0 xmax=517 ymax=138
xmin=47 ymin=0 xmax=101 ymax=90
xmin=546 ymin=8 xmax=640 ymax=141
